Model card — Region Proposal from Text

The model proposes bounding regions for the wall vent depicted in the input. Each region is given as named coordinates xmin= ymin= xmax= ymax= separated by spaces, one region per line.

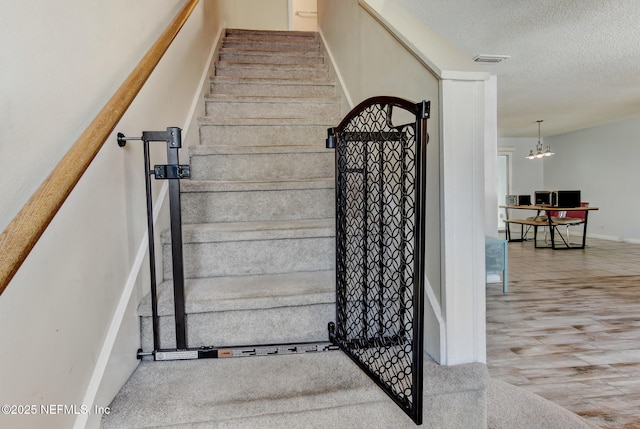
xmin=473 ymin=54 xmax=511 ymax=64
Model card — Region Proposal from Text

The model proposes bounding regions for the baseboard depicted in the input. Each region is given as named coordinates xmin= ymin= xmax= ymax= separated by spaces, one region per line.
xmin=424 ymin=277 xmax=446 ymax=364
xmin=586 ymin=233 xmax=640 ymax=244
xmin=183 ymin=24 xmax=226 ymax=149
xmin=486 ymin=273 xmax=501 ymax=283
xmin=73 ymin=23 xmax=225 ymax=429
xmin=317 ymin=27 xmax=354 ymax=110
xmin=73 ymin=182 xmax=169 ymax=429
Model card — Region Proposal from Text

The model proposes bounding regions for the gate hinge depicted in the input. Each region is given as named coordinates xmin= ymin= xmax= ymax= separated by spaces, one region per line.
xmin=153 ymin=164 xmax=191 ymax=179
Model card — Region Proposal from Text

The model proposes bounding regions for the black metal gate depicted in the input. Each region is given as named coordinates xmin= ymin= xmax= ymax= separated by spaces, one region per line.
xmin=326 ymin=96 xmax=429 ymax=425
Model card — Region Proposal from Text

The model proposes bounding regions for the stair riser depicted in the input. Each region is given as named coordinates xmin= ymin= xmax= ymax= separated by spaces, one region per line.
xmin=225 ymin=29 xmax=317 ymax=39
xmin=215 ymin=66 xmax=328 ymax=80
xmin=224 ymin=33 xmax=318 ymax=44
xmin=210 ymin=81 xmax=335 ymax=97
xmin=190 ymin=152 xmax=334 ymax=181
xmin=204 ymin=99 xmax=340 ymax=119
xmin=222 ymin=40 xmax=320 ymax=53
xmin=182 ymin=188 xmax=335 ymax=224
xmin=163 ymin=237 xmax=335 ymax=279
xmin=140 ymin=303 xmax=334 ymax=350
xmin=219 ymin=52 xmax=323 ymax=65
xmin=199 ymin=124 xmax=330 ymax=146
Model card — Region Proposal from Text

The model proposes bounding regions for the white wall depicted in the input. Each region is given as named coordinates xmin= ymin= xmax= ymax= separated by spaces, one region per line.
xmin=499 ymin=117 xmax=640 ymax=243
xmin=291 ymin=0 xmax=319 ymax=31
xmin=0 ymin=2 xmax=221 ymax=428
xmin=219 ymin=0 xmax=289 ymax=30
xmin=319 ymin=0 xmax=490 ymax=365
xmin=318 ymin=0 xmax=441 ymax=297
xmin=498 ymin=137 xmax=544 ymax=220
xmin=498 ymin=138 xmax=544 ymax=196
xmin=485 ymin=76 xmax=498 ymax=236
xmin=318 ymin=0 xmax=443 ymax=358
xmin=544 ymin=118 xmax=640 ymax=242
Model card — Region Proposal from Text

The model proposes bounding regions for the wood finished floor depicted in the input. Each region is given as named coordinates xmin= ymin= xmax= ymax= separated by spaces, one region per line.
xmin=487 ymin=237 xmax=640 ymax=429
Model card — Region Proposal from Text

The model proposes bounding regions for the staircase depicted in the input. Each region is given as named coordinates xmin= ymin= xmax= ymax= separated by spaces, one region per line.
xmin=139 ymin=28 xmax=340 ymax=350
xmin=102 ymin=29 xmax=488 ymax=429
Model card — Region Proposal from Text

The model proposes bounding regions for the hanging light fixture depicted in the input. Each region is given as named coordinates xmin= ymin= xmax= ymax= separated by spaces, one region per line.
xmin=526 ymin=120 xmax=554 ymax=159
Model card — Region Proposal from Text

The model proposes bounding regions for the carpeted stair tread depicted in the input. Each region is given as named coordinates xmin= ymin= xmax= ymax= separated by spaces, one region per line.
xmin=214 ymin=62 xmax=328 ymax=79
xmin=487 ymin=379 xmax=599 ymax=429
xmin=221 ymin=40 xmax=321 ymax=53
xmin=162 ymin=218 xmax=334 ymax=244
xmin=223 ymin=34 xmax=319 ymax=43
xmin=189 ymin=143 xmax=330 ymax=156
xmin=220 ymin=46 xmax=321 ymax=55
xmin=204 ymin=93 xmax=340 ymax=103
xmin=198 ymin=116 xmax=336 ymax=126
xmin=209 ymin=76 xmax=336 ymax=98
xmin=102 ymin=353 xmax=391 ymax=429
xmin=181 ymin=177 xmax=333 ymax=193
xmin=218 ymin=49 xmax=324 ymax=65
xmin=215 ymin=61 xmax=327 ymax=71
xmin=102 ymin=352 xmax=490 ymax=429
xmin=210 ymin=75 xmax=334 ymax=85
xmin=225 ymin=28 xmax=318 ymax=39
xmin=139 ymin=270 xmax=335 ymax=317
xmin=223 ymin=33 xmax=319 ymax=44
xmin=204 ymin=94 xmax=340 ymax=119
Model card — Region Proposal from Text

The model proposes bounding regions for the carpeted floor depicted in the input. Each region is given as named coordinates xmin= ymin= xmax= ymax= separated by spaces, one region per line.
xmin=488 ymin=378 xmax=599 ymax=429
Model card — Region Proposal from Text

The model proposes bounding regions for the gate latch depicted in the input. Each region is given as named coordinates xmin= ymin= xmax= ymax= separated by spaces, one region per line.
xmin=153 ymin=164 xmax=191 ymax=179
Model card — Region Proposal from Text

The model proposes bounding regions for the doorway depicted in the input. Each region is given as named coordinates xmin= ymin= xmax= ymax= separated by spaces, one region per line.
xmin=497 ymin=152 xmax=511 ymax=231
xmin=290 ymin=0 xmax=317 ymax=31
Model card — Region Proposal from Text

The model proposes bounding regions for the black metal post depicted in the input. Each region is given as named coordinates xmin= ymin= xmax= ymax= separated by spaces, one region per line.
xmin=141 ymin=128 xmax=188 ymax=350
xmin=377 ymin=137 xmax=385 ymax=338
xmin=120 ymin=127 xmax=189 ymax=353
xmin=143 ymin=140 xmax=161 ymax=351
xmin=411 ymin=100 xmax=430 ymax=426
xmin=165 ymin=128 xmax=187 ymax=350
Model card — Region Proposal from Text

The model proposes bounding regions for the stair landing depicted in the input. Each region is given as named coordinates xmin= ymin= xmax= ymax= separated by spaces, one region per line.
xmin=101 ymin=352 xmax=488 ymax=429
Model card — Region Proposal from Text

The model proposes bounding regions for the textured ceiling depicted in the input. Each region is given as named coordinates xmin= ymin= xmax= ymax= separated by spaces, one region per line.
xmin=392 ymin=0 xmax=640 ymax=137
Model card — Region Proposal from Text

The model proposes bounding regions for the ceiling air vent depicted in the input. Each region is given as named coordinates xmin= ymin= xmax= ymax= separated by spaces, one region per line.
xmin=473 ymin=54 xmax=511 ymax=64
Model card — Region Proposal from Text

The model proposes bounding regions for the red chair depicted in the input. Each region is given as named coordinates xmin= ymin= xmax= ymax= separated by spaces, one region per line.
xmin=552 ymin=202 xmax=589 ymax=244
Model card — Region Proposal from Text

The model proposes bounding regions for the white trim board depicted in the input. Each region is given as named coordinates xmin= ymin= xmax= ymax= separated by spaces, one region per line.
xmin=317 ymin=28 xmax=354 ymax=109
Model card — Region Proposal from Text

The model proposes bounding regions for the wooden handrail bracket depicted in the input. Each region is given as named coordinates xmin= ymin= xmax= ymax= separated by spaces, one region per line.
xmin=0 ymin=0 xmax=200 ymax=295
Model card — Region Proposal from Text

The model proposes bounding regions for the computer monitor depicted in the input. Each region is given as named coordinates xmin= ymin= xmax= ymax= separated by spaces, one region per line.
xmin=552 ymin=190 xmax=581 ymax=208
xmin=535 ymin=191 xmax=552 ymax=205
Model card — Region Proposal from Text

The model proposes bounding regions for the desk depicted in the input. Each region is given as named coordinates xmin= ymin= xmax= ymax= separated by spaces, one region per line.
xmin=500 ymin=205 xmax=599 ymax=249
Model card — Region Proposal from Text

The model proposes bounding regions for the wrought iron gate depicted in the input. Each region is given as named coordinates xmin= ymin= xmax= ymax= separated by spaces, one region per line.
xmin=326 ymin=96 xmax=429 ymax=425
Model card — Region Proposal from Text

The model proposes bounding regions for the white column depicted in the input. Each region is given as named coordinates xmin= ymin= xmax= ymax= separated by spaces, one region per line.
xmin=484 ymin=75 xmax=499 ymax=236
xmin=440 ymin=78 xmax=487 ymax=365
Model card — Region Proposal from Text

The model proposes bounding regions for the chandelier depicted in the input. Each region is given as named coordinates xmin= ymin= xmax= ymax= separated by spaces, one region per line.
xmin=526 ymin=120 xmax=554 ymax=159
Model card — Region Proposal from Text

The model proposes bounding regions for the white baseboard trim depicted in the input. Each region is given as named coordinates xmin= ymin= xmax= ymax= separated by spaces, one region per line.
xmin=73 ymin=182 xmax=168 ymax=429
xmin=425 ymin=277 xmax=446 ymax=364
xmin=486 ymin=273 xmax=501 ymax=283
xmin=587 ymin=233 xmax=640 ymax=244
xmin=317 ymin=28 xmax=354 ymax=109
xmin=73 ymin=24 xmax=225 ymax=429
xmin=182 ymin=23 xmax=225 ymax=149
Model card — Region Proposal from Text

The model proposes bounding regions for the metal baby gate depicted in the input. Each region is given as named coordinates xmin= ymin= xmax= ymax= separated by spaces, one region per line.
xmin=326 ymin=96 xmax=430 ymax=425
xmin=119 ymin=94 xmax=430 ymax=425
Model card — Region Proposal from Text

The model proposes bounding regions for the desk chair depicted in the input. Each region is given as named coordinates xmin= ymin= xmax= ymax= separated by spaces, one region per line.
xmin=550 ymin=202 xmax=589 ymax=245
